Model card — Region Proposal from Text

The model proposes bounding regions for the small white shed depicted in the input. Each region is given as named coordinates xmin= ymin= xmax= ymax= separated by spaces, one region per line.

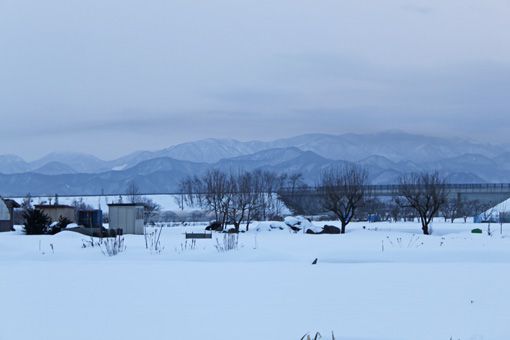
xmin=0 ymin=199 xmax=11 ymax=232
xmin=0 ymin=198 xmax=19 ymax=232
xmin=108 ymin=203 xmax=145 ymax=235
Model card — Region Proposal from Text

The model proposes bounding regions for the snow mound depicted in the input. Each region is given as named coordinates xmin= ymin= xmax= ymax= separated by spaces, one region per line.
xmin=284 ymin=216 xmax=322 ymax=233
xmin=254 ymin=221 xmax=287 ymax=232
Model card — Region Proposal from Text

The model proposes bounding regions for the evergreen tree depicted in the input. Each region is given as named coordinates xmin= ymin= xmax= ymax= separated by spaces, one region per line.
xmin=23 ymin=208 xmax=50 ymax=235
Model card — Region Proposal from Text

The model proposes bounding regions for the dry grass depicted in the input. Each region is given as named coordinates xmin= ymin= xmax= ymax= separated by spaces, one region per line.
xmin=300 ymin=331 xmax=335 ymax=340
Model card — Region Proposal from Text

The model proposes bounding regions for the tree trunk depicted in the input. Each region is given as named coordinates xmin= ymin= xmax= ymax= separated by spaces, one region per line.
xmin=421 ymin=223 xmax=429 ymax=235
xmin=222 ymin=212 xmax=228 ymax=229
xmin=341 ymin=222 xmax=346 ymax=234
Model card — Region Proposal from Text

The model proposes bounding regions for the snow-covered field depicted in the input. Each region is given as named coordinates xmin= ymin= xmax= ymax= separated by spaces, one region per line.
xmin=1 ymin=220 xmax=510 ymax=340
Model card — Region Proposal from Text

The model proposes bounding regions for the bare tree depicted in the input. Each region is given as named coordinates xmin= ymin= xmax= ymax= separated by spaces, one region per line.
xmin=462 ymin=199 xmax=492 ymax=223
xmin=141 ymin=197 xmax=161 ymax=224
xmin=126 ymin=181 xmax=141 ymax=203
xmin=254 ymin=170 xmax=286 ymax=220
xmin=124 ymin=182 xmax=162 ymax=223
xmin=389 ymin=199 xmax=402 ymax=222
xmin=397 ymin=172 xmax=448 ymax=235
xmin=179 ymin=175 xmax=201 ymax=209
xmin=203 ymin=169 xmax=232 ymax=227
xmin=21 ymin=193 xmax=33 ymax=210
xmin=180 ymin=169 xmax=232 ymax=229
xmin=288 ymin=173 xmax=303 ymax=192
xmin=318 ymin=165 xmax=368 ymax=234
xmin=227 ymin=171 xmax=259 ymax=232
xmin=71 ymin=197 xmax=93 ymax=210
xmin=440 ymin=196 xmax=463 ymax=223
xmin=358 ymin=197 xmax=386 ymax=221
xmin=277 ymin=173 xmax=323 ymax=215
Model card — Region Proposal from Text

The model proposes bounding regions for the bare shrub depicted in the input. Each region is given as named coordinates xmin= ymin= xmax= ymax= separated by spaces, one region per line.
xmin=82 ymin=237 xmax=101 ymax=248
xmin=300 ymin=331 xmax=336 ymax=340
xmin=101 ymin=235 xmax=126 ymax=256
xmin=385 ymin=235 xmax=423 ymax=249
xmin=144 ymin=225 xmax=164 ymax=254
xmin=175 ymin=239 xmax=197 ymax=253
xmin=215 ymin=234 xmax=239 ymax=252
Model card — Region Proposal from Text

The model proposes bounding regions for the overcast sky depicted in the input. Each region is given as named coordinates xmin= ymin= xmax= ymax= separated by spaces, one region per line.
xmin=1 ymin=0 xmax=509 ymax=160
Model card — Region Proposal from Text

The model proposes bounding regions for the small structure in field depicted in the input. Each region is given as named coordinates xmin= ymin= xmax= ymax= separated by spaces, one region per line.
xmin=34 ymin=204 xmax=76 ymax=223
xmin=185 ymin=232 xmax=212 ymax=239
xmin=108 ymin=203 xmax=144 ymax=235
xmin=77 ymin=209 xmax=103 ymax=228
xmin=0 ymin=198 xmax=20 ymax=232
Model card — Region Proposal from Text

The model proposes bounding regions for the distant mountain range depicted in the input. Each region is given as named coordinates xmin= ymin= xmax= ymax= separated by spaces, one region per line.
xmin=1 ymin=131 xmax=510 ymax=196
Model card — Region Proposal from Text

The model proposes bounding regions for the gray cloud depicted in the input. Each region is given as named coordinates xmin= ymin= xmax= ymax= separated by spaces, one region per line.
xmin=0 ymin=0 xmax=509 ymax=160
xmin=401 ymin=4 xmax=434 ymax=14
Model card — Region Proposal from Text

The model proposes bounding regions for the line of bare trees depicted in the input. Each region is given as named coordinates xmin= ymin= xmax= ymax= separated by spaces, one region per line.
xmin=281 ymin=168 xmax=490 ymax=235
xmin=440 ymin=197 xmax=493 ymax=224
xmin=178 ymin=166 xmax=495 ymax=235
xmin=179 ymin=169 xmax=292 ymax=232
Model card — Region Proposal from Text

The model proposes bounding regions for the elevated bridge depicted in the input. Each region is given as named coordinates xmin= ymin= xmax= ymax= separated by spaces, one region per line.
xmin=370 ymin=183 xmax=510 ymax=205
xmin=288 ymin=183 xmax=510 ymax=207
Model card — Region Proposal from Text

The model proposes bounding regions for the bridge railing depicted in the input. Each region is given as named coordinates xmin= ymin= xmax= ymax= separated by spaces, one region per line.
xmin=366 ymin=183 xmax=510 ymax=191
xmin=278 ymin=183 xmax=510 ymax=195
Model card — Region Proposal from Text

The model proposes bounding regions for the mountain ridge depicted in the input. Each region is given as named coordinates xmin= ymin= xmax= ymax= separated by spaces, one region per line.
xmin=1 ymin=131 xmax=509 ymax=195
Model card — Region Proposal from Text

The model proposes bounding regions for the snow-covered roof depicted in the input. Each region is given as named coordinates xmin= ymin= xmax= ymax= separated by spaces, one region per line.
xmin=489 ymin=197 xmax=510 ymax=214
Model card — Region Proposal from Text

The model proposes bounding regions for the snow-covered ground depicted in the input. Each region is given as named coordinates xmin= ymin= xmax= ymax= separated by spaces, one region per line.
xmin=1 ymin=220 xmax=510 ymax=340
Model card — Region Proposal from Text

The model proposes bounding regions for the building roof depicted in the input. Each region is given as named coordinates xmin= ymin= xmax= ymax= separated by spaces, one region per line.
xmin=108 ymin=203 xmax=145 ymax=207
xmin=34 ymin=204 xmax=75 ymax=209
xmin=2 ymin=199 xmax=20 ymax=209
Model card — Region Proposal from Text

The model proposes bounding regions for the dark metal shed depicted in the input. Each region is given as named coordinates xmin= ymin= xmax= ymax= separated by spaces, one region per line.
xmin=78 ymin=209 xmax=103 ymax=228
